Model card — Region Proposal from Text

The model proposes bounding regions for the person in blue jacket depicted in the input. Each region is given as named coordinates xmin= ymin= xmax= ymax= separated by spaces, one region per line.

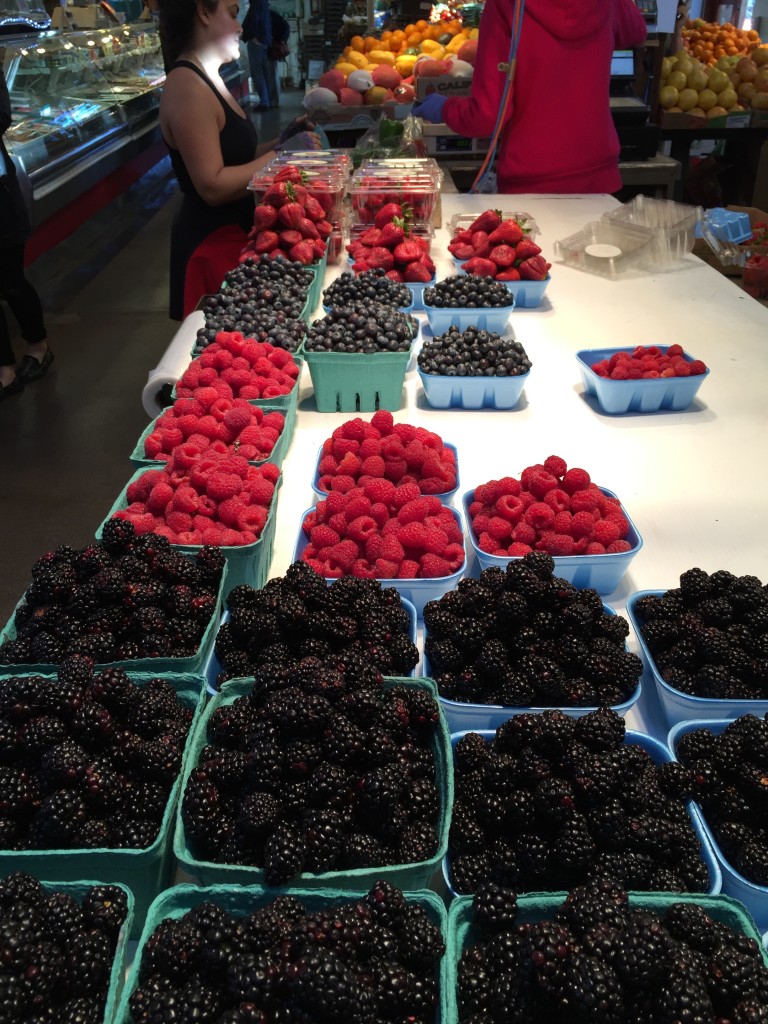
xmin=242 ymin=0 xmax=273 ymax=109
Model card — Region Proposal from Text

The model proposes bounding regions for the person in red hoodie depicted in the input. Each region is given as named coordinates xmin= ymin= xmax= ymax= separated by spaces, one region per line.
xmin=413 ymin=0 xmax=647 ymax=194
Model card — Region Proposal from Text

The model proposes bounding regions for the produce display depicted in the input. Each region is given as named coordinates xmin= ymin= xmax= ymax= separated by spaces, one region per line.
xmin=424 ymin=552 xmax=642 ymax=707
xmin=675 ymin=715 xmax=768 ymax=885
xmin=182 ymin=665 xmax=442 ymax=881
xmin=176 ymin=333 xmax=300 ymax=401
xmin=213 ymin=561 xmax=419 ymax=683
xmin=423 ymin=276 xmax=515 ymax=309
xmin=301 ymin=487 xmax=465 ymax=581
xmin=683 ymin=17 xmax=764 ymax=64
xmin=305 ymin=303 xmax=418 ymax=353
xmin=322 ymin=268 xmax=412 ymax=309
xmin=456 ymin=880 xmax=768 ymax=1022
xmin=468 ymin=457 xmax=634 ymax=558
xmin=128 ymin=883 xmax=444 ymax=1023
xmin=111 ymin=454 xmax=279 ymax=548
xmin=0 ymin=663 xmax=193 ymax=851
xmin=660 ymin=45 xmax=768 ymax=116
xmin=449 ymin=210 xmax=551 ymax=282
xmin=449 ymin=708 xmax=711 ymax=894
xmin=346 ymin=206 xmax=436 ymax=283
xmin=632 ymin=568 xmax=768 ymax=700
xmin=0 ymin=529 xmax=224 ymax=666
xmin=0 ymin=873 xmax=129 ymax=1023
xmin=316 ymin=411 xmax=457 ymax=496
xmin=418 ymin=325 xmax=531 ymax=378
xmin=589 ymin=344 xmax=707 ymax=380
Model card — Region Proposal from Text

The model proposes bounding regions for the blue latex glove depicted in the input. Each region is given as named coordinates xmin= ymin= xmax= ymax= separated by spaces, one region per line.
xmin=412 ymin=93 xmax=447 ymax=124
xmin=276 ymin=130 xmax=324 ymax=152
xmin=278 ymin=114 xmax=315 ymax=145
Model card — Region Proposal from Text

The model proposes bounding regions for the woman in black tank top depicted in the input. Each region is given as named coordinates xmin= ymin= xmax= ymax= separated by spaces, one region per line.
xmin=157 ymin=0 xmax=279 ymax=319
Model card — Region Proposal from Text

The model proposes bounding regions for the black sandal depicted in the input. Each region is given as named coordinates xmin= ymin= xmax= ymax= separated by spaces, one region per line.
xmin=18 ymin=347 xmax=54 ymax=383
xmin=0 ymin=375 xmax=25 ymax=402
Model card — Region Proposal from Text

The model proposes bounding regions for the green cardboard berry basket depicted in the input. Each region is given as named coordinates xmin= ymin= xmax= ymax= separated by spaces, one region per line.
xmin=174 ymin=676 xmax=453 ymax=891
xmin=0 ymin=673 xmax=205 ymax=938
xmin=304 ymin=346 xmax=414 ymax=413
xmin=95 ymin=468 xmax=282 ymax=599
xmin=172 ymin=356 xmax=302 ymax=427
xmin=0 ymin=564 xmax=226 ymax=679
xmin=443 ymin=891 xmax=768 ymax=1024
xmin=114 ymin=882 xmax=446 ymax=1024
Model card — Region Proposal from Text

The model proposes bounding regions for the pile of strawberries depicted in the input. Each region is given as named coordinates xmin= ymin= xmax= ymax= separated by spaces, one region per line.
xmin=240 ymin=165 xmax=330 ymax=266
xmin=316 ymin=411 xmax=456 ymax=496
xmin=114 ymin=451 xmax=279 ymax=547
xmin=351 ymin=178 xmax=437 ymax=226
xmin=448 ymin=209 xmax=551 ymax=282
xmin=346 ymin=203 xmax=436 ymax=284
xmin=175 ymin=333 xmax=300 ymax=402
xmin=143 ymin=398 xmax=284 ymax=464
xmin=302 ymin=484 xmax=465 ymax=580
xmin=469 ymin=455 xmax=635 ymax=558
xmin=590 ymin=345 xmax=707 ymax=380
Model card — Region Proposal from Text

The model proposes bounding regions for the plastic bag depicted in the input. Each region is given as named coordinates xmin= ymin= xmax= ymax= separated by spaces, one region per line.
xmin=351 ymin=115 xmax=427 ymax=167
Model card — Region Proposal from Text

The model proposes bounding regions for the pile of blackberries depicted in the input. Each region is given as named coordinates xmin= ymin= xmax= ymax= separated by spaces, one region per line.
xmin=0 ymin=872 xmax=129 ymax=1024
xmin=213 ymin=561 xmax=419 ymax=685
xmin=182 ymin=656 xmax=442 ymax=884
xmin=305 ymin=303 xmax=418 ymax=354
xmin=634 ymin=567 xmax=768 ymax=700
xmin=458 ymin=879 xmax=768 ymax=1023
xmin=424 ymin=552 xmax=641 ymax=708
xmin=675 ymin=713 xmax=768 ymax=886
xmin=128 ymin=881 xmax=444 ymax=1024
xmin=0 ymin=660 xmax=193 ymax=851
xmin=322 ymin=269 xmax=411 ymax=310
xmin=449 ymin=707 xmax=710 ymax=894
xmin=417 ymin=325 xmax=531 ymax=378
xmin=423 ymin=275 xmax=514 ymax=309
xmin=0 ymin=522 xmax=224 ymax=666
xmin=194 ymin=311 xmax=306 ymax=355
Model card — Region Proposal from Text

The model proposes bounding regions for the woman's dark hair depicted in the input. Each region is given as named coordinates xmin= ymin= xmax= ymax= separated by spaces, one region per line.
xmin=158 ymin=0 xmax=218 ymax=68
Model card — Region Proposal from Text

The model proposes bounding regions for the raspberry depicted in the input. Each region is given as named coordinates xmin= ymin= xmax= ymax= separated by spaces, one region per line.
xmin=569 ymin=490 xmax=600 ymax=514
xmin=246 ymin=477 xmax=275 ymax=505
xmin=688 ymin=359 xmax=707 ymax=375
xmin=391 ymin=483 xmax=421 ymax=509
xmin=347 ymin=516 xmax=378 ymax=543
xmin=514 ymin=522 xmax=537 ymax=545
xmin=380 ymin=535 xmax=405 ymax=562
xmin=371 ymin=410 xmax=394 ymax=433
xmin=360 ymin=455 xmax=386 ymax=477
xmin=384 ymin=458 xmax=408 ymax=482
xmin=223 ymin=407 xmax=253 ymax=434
xmin=591 ymin=519 xmax=620 ymax=545
xmin=526 ymin=503 xmax=555 ymax=531
xmin=218 ymin=496 xmax=246 ymax=527
xmin=237 ymin=505 xmax=268 ymax=536
xmin=370 ymin=502 xmax=389 ymax=528
xmin=363 ymin=478 xmax=396 ymax=504
xmin=359 ymin=438 xmax=382 ymax=458
xmin=374 ymin=558 xmax=399 ymax=578
xmin=422 ymin=527 xmax=449 ymax=555
xmin=146 ymin=482 xmax=174 ymax=514
xmin=206 ymin=472 xmax=242 ymax=502
xmin=399 ymin=521 xmax=426 ymax=549
xmin=398 ymin=497 xmax=440 ymax=525
xmin=343 ymin=496 xmax=373 ymax=521
xmin=351 ymin=559 xmax=376 ymax=579
xmin=509 ymin=542 xmax=532 ymax=555
xmin=340 ymin=418 xmax=368 ymax=441
xmin=494 ymin=494 xmax=524 ymax=524
xmin=398 ymin=559 xmax=420 ymax=578
xmin=201 ymin=526 xmax=226 ymax=546
xmin=332 ymin=437 xmax=360 ymax=459
xmin=165 ymin=510 xmax=193 ymax=534
xmin=562 ymin=467 xmax=591 ymax=494
xmin=527 ymin=468 xmax=559 ymax=499
xmin=328 ymin=540 xmax=359 ymax=572
xmin=552 ymin=511 xmax=572 ymax=535
xmin=318 ymin=455 xmax=338 ymax=475
xmin=258 ymin=462 xmax=280 ymax=484
xmin=328 ymin=512 xmax=348 ymax=535
xmin=487 ymin=517 xmax=512 ymax=541
xmin=604 ymin=512 xmax=630 ymax=538
xmin=543 ymin=488 xmax=570 ymax=513
xmin=544 ymin=455 xmax=567 ymax=477
xmin=478 ymin=533 xmax=500 ymax=554
xmin=329 ymin=475 xmax=357 ymax=494
xmin=420 ymin=554 xmax=452 ymax=578
xmin=606 ymin=539 xmax=632 ymax=553
xmin=571 ymin=511 xmax=596 ymax=538
xmin=544 ymin=533 xmax=575 ymax=556
xmin=194 ymin=386 xmax=219 ymax=409
xmin=337 ymin=452 xmax=362 ymax=476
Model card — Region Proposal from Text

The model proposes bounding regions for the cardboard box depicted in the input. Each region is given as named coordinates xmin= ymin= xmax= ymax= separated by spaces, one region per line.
xmin=692 ymin=205 xmax=768 ymax=277
xmin=415 ymin=75 xmax=473 ymax=101
xmin=661 ymin=109 xmax=752 ymax=129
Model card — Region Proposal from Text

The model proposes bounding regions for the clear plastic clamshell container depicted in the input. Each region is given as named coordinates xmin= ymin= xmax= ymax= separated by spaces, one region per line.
xmin=349 ymin=166 xmax=441 ymax=225
xmin=448 ymin=210 xmax=540 ymax=241
xmin=361 ymin=156 xmax=443 ymax=182
xmin=603 ymin=195 xmax=702 ymax=268
xmin=553 ymin=219 xmax=655 ymax=278
xmin=249 ymin=163 xmax=347 ymax=223
xmin=271 ymin=150 xmax=352 ymax=175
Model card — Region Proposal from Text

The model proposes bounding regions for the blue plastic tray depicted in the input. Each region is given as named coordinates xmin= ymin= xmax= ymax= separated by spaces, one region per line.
xmin=577 ymin=346 xmax=710 ymax=415
xmin=404 ymin=276 xmax=436 ymax=310
xmin=417 ymin=366 xmax=528 ymax=411
xmin=423 ymin=300 xmax=514 ymax=334
xmin=443 ymin=727 xmax=721 ymax=899
xmin=626 ymin=590 xmax=768 ymax=728
xmin=463 ymin=486 xmax=642 ymax=595
xmin=669 ymin=719 xmax=768 ymax=931
xmin=311 ymin=441 xmax=459 ymax=506
xmin=293 ymin=505 xmax=466 ymax=621
xmin=426 ymin=601 xmax=641 ymax=733
xmin=453 ymin=257 xmax=551 ymax=308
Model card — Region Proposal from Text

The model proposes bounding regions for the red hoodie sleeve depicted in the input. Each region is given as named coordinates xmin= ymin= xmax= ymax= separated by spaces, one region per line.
xmin=442 ymin=0 xmax=513 ymax=139
xmin=613 ymin=0 xmax=647 ymax=48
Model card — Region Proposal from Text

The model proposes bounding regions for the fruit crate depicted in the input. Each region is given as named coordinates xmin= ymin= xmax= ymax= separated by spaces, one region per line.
xmin=423 ymin=300 xmax=514 ymax=335
xmin=453 ymin=259 xmax=551 ymax=308
xmin=202 ymin=595 xmax=421 ymax=696
xmin=576 ymin=346 xmax=710 ymax=415
xmin=293 ymin=506 xmax=466 ymax=620
xmin=426 ymin=601 xmax=641 ymax=733
xmin=96 ymin=469 xmax=282 ymax=599
xmin=669 ymin=719 xmax=768 ymax=931
xmin=310 ymin=441 xmax=460 ymax=507
xmin=443 ymin=890 xmax=766 ymax=1024
xmin=0 ymin=566 xmax=226 ymax=679
xmin=173 ymin=677 xmax=453 ymax=890
xmin=0 ymin=674 xmax=206 ymax=937
xmin=462 ymin=486 xmax=642 ymax=595
xmin=626 ymin=590 xmax=768 ymax=727
xmin=442 ymin=728 xmax=721 ymax=900
xmin=304 ymin=345 xmax=414 ymax=413
xmin=114 ymin=883 xmax=447 ymax=1024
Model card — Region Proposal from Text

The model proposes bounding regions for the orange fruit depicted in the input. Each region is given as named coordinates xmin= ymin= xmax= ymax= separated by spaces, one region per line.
xmin=415 ymin=19 xmax=428 ymax=31
xmin=350 ymin=35 xmax=365 ymax=52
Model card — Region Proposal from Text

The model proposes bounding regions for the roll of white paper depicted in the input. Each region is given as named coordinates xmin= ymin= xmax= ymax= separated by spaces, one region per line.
xmin=141 ymin=311 xmax=204 ymax=417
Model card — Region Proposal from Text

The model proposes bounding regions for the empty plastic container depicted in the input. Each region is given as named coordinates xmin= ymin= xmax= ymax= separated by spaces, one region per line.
xmin=605 ymin=195 xmax=702 ymax=268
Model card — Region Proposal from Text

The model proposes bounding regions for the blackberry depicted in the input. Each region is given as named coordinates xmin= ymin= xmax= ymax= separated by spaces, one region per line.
xmin=301 ymin=811 xmax=344 ymax=873
xmin=573 ymin=707 xmax=625 ymax=752
xmin=613 ymin=915 xmax=674 ymax=989
xmin=556 ymin=883 xmax=629 ymax=936
xmin=286 ymin=947 xmax=364 ymax=1019
xmin=473 ymin=884 xmax=518 ymax=934
xmin=264 ymin=823 xmax=306 ymax=885
xmin=662 ymin=903 xmax=719 ymax=953
xmin=43 ymin=891 xmax=85 ymax=941
xmin=544 ymin=952 xmax=624 ymax=1023
xmin=81 ymin=884 xmax=128 ymax=939
xmin=236 ymin=792 xmax=282 ymax=839
xmin=29 ymin=789 xmax=89 ymax=847
xmin=338 ymin=832 xmax=390 ymax=869
xmin=398 ymin=821 xmax=437 ymax=863
xmin=650 ymin=967 xmax=714 ymax=1022
xmin=452 ymin=852 xmax=494 ymax=894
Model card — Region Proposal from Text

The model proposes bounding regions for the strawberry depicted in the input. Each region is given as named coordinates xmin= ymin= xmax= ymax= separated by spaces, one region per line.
xmin=352 ymin=260 xmax=370 ymax=274
xmin=367 ymin=247 xmax=395 ymax=271
xmin=298 ymin=218 xmax=320 ymax=240
xmin=315 ymin=220 xmax=333 ymax=240
xmin=471 ymin=231 xmax=491 ymax=258
xmin=415 ymin=237 xmax=430 ymax=254
xmin=393 ymin=241 xmax=422 ymax=264
xmin=469 ymin=209 xmax=502 ymax=234
xmin=268 ymin=248 xmax=284 ymax=259
xmin=452 ymin=229 xmax=474 ymax=243
xmin=404 ymin=261 xmax=433 ymax=283
xmin=517 ymin=255 xmax=550 ymax=280
xmin=360 ymin=227 xmax=383 ymax=246
xmin=490 ymin=244 xmax=516 ymax=267
xmin=515 ymin=238 xmax=542 ymax=260
xmin=279 ymin=230 xmax=303 ymax=248
xmin=496 ymin=267 xmax=521 ymax=281
xmin=451 ymin=242 xmax=475 ymax=260
xmin=289 ymin=240 xmax=315 ymax=265
xmin=311 ymin=238 xmax=327 ymax=258
xmin=488 ymin=219 xmax=524 ymax=245
xmin=253 ymin=230 xmax=279 ymax=254
xmin=418 ymin=254 xmax=436 ymax=274
xmin=274 ymin=166 xmax=304 ymax=184
xmin=347 ymin=241 xmax=366 ymax=259
xmin=278 ymin=202 xmax=305 ymax=230
xmin=379 ymin=223 xmax=406 ymax=249
xmin=303 ymin=195 xmax=326 ymax=222
xmin=309 ymin=184 xmax=334 ymax=214
xmin=385 ymin=269 xmax=404 ymax=282
xmin=461 ymin=257 xmax=497 ymax=277
xmin=262 ymin=181 xmax=295 ymax=208
xmin=374 ymin=202 xmax=403 ymax=229
xmin=252 ymin=204 xmax=278 ymax=230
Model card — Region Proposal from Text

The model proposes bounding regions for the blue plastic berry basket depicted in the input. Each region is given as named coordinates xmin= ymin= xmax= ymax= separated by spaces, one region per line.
xmin=174 ymin=676 xmax=453 ymax=891
xmin=462 ymin=486 xmax=642 ymax=595
xmin=114 ymin=883 xmax=447 ymax=1024
xmin=444 ymin=890 xmax=764 ymax=1024
xmin=417 ymin=367 xmax=529 ymax=411
xmin=669 ymin=719 xmax=768 ymax=931
xmin=311 ymin=441 xmax=459 ymax=506
xmin=426 ymin=601 xmax=641 ymax=733
xmin=293 ymin=505 xmax=466 ymax=621
xmin=202 ymin=593 xmax=420 ymax=696
xmin=626 ymin=590 xmax=768 ymax=728
xmin=442 ymin=727 xmax=721 ymax=899
xmin=452 ymin=258 xmax=551 ymax=308
xmin=576 ymin=346 xmax=710 ymax=415
xmin=423 ymin=299 xmax=514 ymax=335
